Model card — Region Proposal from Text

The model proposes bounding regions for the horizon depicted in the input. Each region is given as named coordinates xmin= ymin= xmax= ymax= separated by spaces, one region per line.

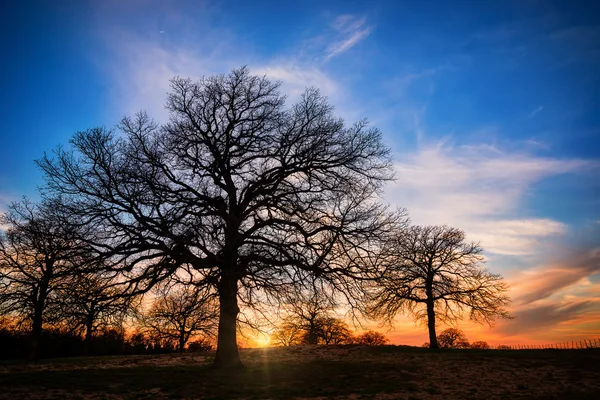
xmin=1 ymin=0 xmax=599 ymax=348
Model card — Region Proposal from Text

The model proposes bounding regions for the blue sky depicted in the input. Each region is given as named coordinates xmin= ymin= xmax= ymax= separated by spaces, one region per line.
xmin=1 ymin=0 xmax=599 ymax=344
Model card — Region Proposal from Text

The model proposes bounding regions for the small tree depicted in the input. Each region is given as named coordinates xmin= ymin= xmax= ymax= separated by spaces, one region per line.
xmin=319 ymin=317 xmax=353 ymax=344
xmin=279 ymin=279 xmax=337 ymax=345
xmin=437 ymin=328 xmax=468 ymax=349
xmin=269 ymin=319 xmax=304 ymax=347
xmin=470 ymin=340 xmax=490 ymax=349
xmin=368 ymin=225 xmax=511 ymax=348
xmin=141 ymin=285 xmax=218 ymax=352
xmin=355 ymin=330 xmax=388 ymax=346
xmin=57 ymin=271 xmax=138 ymax=354
xmin=0 ymin=199 xmax=92 ymax=359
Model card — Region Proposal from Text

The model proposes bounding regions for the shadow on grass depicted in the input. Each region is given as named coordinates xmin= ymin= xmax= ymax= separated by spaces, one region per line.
xmin=0 ymin=359 xmax=417 ymax=399
xmin=1 ymin=346 xmax=599 ymax=399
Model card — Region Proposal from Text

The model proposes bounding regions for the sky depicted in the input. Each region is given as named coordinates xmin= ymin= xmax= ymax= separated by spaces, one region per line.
xmin=0 ymin=0 xmax=599 ymax=346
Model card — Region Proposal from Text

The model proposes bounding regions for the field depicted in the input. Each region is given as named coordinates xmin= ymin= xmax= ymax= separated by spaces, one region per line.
xmin=1 ymin=345 xmax=599 ymax=399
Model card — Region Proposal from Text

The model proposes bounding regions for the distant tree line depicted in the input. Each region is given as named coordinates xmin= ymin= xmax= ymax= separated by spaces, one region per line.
xmin=420 ymin=328 xmax=492 ymax=349
xmin=0 ymin=67 xmax=511 ymax=367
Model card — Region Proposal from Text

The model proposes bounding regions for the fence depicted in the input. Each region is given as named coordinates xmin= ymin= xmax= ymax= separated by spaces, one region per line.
xmin=498 ymin=338 xmax=600 ymax=350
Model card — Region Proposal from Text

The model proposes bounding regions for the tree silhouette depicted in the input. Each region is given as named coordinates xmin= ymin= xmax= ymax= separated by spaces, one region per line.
xmin=0 ymin=199 xmax=92 ymax=359
xmin=355 ymin=330 xmax=388 ymax=345
xmin=437 ymin=328 xmax=469 ymax=349
xmin=140 ymin=285 xmax=218 ymax=352
xmin=470 ymin=340 xmax=490 ymax=349
xmin=57 ymin=271 xmax=138 ymax=354
xmin=368 ymin=225 xmax=511 ymax=348
xmin=269 ymin=319 xmax=304 ymax=347
xmin=318 ymin=317 xmax=353 ymax=344
xmin=280 ymin=279 xmax=337 ymax=345
xmin=38 ymin=67 xmax=395 ymax=368
xmin=269 ymin=279 xmax=353 ymax=346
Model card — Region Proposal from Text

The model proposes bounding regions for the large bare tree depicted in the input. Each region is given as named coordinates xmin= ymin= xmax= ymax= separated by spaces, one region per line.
xmin=368 ymin=225 xmax=511 ymax=348
xmin=38 ymin=67 xmax=395 ymax=368
xmin=0 ymin=199 xmax=92 ymax=358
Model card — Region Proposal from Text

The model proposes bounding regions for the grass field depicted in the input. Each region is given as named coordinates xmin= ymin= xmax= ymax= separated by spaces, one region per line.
xmin=1 ymin=345 xmax=599 ymax=399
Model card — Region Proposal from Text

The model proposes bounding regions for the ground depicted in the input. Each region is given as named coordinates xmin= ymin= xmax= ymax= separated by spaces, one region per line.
xmin=0 ymin=345 xmax=599 ymax=399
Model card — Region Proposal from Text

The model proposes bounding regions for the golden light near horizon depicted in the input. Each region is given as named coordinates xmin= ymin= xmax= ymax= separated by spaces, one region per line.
xmin=252 ymin=332 xmax=272 ymax=348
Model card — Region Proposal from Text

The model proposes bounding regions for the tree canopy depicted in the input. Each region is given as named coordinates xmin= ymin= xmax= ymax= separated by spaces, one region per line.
xmin=38 ymin=67 xmax=397 ymax=368
xmin=367 ymin=225 xmax=511 ymax=348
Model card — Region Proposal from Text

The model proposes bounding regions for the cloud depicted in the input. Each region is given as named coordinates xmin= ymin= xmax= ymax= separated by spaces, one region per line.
xmin=484 ymin=227 xmax=600 ymax=341
xmin=253 ymin=64 xmax=338 ymax=101
xmin=509 ymin=244 xmax=600 ymax=305
xmin=98 ymin=31 xmax=343 ymax=124
xmin=98 ymin=32 xmax=229 ymax=122
xmin=496 ymin=299 xmax=599 ymax=337
xmin=528 ymin=105 xmax=544 ymax=118
xmin=385 ymin=141 xmax=597 ymax=256
xmin=325 ymin=15 xmax=373 ymax=60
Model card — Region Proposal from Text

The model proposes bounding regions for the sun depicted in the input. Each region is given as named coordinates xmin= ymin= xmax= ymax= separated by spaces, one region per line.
xmin=253 ymin=332 xmax=272 ymax=348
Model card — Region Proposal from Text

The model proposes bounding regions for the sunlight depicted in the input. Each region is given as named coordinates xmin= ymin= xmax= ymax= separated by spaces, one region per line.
xmin=253 ymin=332 xmax=272 ymax=348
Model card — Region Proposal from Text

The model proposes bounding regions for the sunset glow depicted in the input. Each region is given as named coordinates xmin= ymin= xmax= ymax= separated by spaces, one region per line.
xmin=1 ymin=0 xmax=599 ymax=349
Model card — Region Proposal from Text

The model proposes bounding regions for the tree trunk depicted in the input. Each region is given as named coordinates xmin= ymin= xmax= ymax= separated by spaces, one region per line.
xmin=30 ymin=306 xmax=43 ymax=360
xmin=307 ymin=319 xmax=318 ymax=345
xmin=427 ymin=299 xmax=438 ymax=348
xmin=29 ymin=281 xmax=48 ymax=360
xmin=213 ymin=271 xmax=243 ymax=369
xmin=84 ymin=307 xmax=95 ymax=356
xmin=179 ymin=330 xmax=186 ymax=352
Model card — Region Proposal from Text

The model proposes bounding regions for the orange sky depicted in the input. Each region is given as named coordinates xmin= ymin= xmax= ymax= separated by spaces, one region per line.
xmin=242 ymin=253 xmax=600 ymax=348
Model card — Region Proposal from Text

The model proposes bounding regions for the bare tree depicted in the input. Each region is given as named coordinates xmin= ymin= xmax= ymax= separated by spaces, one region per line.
xmin=269 ymin=319 xmax=304 ymax=347
xmin=140 ymin=285 xmax=218 ymax=352
xmin=437 ymin=327 xmax=469 ymax=349
xmin=0 ymin=198 xmax=91 ymax=358
xmin=470 ymin=340 xmax=490 ymax=349
xmin=38 ymin=67 xmax=395 ymax=368
xmin=368 ymin=225 xmax=511 ymax=348
xmin=57 ymin=271 xmax=138 ymax=354
xmin=281 ymin=279 xmax=338 ymax=345
xmin=354 ymin=330 xmax=389 ymax=345
xmin=270 ymin=315 xmax=352 ymax=346
xmin=273 ymin=279 xmax=354 ymax=345
xmin=318 ymin=317 xmax=353 ymax=344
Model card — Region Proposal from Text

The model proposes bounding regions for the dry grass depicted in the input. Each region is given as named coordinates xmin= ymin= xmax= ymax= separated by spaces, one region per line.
xmin=1 ymin=345 xmax=598 ymax=399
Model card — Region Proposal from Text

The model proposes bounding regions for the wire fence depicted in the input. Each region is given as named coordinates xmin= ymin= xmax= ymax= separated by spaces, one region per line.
xmin=497 ymin=338 xmax=600 ymax=350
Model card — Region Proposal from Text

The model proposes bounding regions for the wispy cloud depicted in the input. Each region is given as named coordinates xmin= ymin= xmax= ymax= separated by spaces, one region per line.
xmin=325 ymin=15 xmax=373 ymax=60
xmin=98 ymin=32 xmax=341 ymax=122
xmin=510 ymin=247 xmax=600 ymax=305
xmin=385 ymin=141 xmax=596 ymax=255
xmin=528 ymin=105 xmax=544 ymax=118
xmin=497 ymin=299 xmax=598 ymax=337
xmin=253 ymin=64 xmax=338 ymax=100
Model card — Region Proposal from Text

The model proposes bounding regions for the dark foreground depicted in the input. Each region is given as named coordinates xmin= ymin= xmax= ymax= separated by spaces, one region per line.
xmin=1 ymin=345 xmax=599 ymax=399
